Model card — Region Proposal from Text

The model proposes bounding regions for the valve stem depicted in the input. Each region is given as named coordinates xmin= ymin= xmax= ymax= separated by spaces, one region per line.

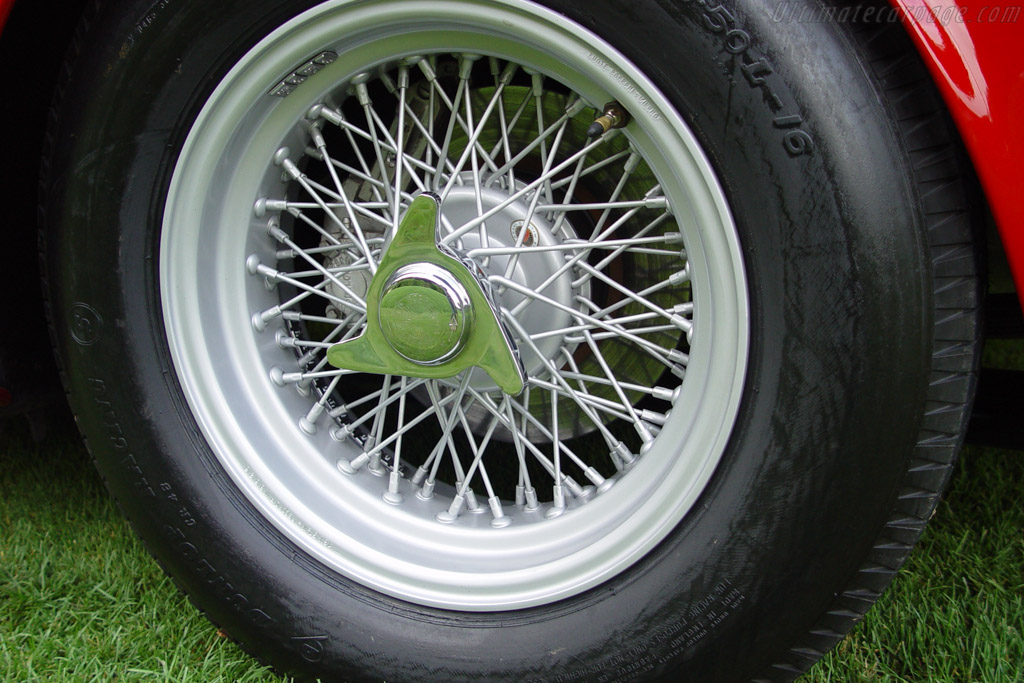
xmin=586 ymin=101 xmax=630 ymax=138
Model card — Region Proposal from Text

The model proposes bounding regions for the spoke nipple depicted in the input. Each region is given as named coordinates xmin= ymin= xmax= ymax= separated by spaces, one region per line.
xmin=566 ymin=97 xmax=587 ymax=117
xmin=254 ymin=198 xmax=268 ymax=217
xmin=639 ymin=409 xmax=667 ymax=426
xmin=336 ymin=458 xmax=358 ymax=475
xmin=640 ymin=438 xmax=656 ymax=455
xmin=669 ymin=267 xmax=689 ymax=286
xmin=515 ymin=484 xmax=526 ymax=507
xmin=411 ymin=465 xmax=429 ymax=486
xmin=499 ymin=60 xmax=518 ymax=85
xmin=672 ymin=302 xmax=694 ymax=315
xmin=349 ymin=452 xmax=372 ymax=471
xmin=612 ymin=441 xmax=636 ymax=467
xmin=353 ymin=81 xmax=371 ymax=106
xmin=435 ymin=510 xmax=456 ymax=524
xmin=564 ymin=476 xmax=587 ymax=500
xmin=273 ymin=147 xmax=291 ymax=166
xmin=330 ymin=424 xmax=353 ymax=442
xmin=367 ymin=452 xmax=385 ymax=477
xmin=545 ymin=485 xmax=567 ymax=519
xmin=252 ymin=312 xmax=268 ymax=332
xmin=308 ymin=124 xmax=326 ymax=149
xmin=298 ymin=416 xmax=317 ymax=435
xmin=269 ymin=366 xmax=286 ymax=386
xmin=442 ymin=493 xmax=467 ymax=521
xmin=465 ymin=489 xmax=485 ymax=513
xmin=245 ymin=254 xmax=261 ymax=275
xmin=596 ymin=478 xmax=616 ymax=495
xmin=584 ymin=466 xmax=608 ymax=489
xmin=417 ymin=479 xmax=436 ymax=501
xmin=524 ymin=486 xmax=540 ymax=511
xmin=382 ymin=472 xmax=404 ymax=505
xmin=266 ymin=219 xmax=286 ymax=242
xmin=488 ymin=496 xmax=510 ymax=528
xmin=651 ymin=386 xmax=674 ymax=402
xmin=667 ymin=349 xmax=689 ymax=366
xmin=295 ymin=379 xmax=312 ymax=397
xmin=670 ymin=314 xmax=692 ymax=332
xmin=305 ymin=103 xmax=324 ymax=120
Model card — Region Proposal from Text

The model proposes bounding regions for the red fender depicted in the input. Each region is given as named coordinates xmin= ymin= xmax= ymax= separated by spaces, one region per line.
xmin=889 ymin=0 xmax=1024 ymax=299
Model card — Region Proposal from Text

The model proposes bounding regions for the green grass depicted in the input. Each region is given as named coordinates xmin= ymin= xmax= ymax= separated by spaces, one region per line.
xmin=0 ymin=423 xmax=285 ymax=682
xmin=801 ymin=445 xmax=1024 ymax=682
xmin=2 ymin=370 xmax=1022 ymax=681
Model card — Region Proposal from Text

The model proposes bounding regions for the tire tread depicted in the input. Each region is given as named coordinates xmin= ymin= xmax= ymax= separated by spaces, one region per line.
xmin=756 ymin=5 xmax=982 ymax=680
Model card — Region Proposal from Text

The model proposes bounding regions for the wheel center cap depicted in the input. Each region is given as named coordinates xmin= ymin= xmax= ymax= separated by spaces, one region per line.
xmin=379 ymin=263 xmax=472 ymax=365
xmin=326 ymin=193 xmax=527 ymax=395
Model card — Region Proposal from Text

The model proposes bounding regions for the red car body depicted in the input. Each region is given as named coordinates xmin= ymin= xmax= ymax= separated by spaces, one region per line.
xmin=893 ymin=0 xmax=1024 ymax=298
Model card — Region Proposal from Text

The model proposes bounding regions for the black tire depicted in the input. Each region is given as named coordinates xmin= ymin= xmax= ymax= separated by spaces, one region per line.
xmin=43 ymin=1 xmax=980 ymax=681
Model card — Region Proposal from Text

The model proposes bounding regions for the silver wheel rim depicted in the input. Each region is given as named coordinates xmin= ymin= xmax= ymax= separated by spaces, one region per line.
xmin=160 ymin=0 xmax=748 ymax=610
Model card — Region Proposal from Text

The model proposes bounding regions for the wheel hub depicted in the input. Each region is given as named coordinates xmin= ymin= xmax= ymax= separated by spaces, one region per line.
xmin=439 ymin=180 xmax=585 ymax=391
xmin=326 ymin=193 xmax=528 ymax=395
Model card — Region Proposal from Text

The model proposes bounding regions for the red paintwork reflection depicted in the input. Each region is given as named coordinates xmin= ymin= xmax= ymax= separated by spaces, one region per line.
xmin=892 ymin=0 xmax=1024 ymax=300
xmin=0 ymin=0 xmax=15 ymax=36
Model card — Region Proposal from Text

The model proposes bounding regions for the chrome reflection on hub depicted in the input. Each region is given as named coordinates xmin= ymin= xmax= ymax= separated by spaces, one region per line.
xmin=378 ymin=263 xmax=472 ymax=366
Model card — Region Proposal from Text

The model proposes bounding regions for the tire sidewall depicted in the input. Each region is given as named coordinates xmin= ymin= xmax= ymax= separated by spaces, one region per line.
xmin=46 ymin=0 xmax=931 ymax=680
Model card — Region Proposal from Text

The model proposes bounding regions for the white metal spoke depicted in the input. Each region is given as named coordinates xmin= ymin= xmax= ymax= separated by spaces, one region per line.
xmin=484 ymin=95 xmax=584 ymax=185
xmin=439 ymin=59 xmax=515 ymax=199
xmin=502 ymin=314 xmax=624 ymax=449
xmin=548 ymin=149 xmax=631 ymax=191
xmin=442 ymin=130 xmax=620 ymax=245
xmin=498 ymin=278 xmax=686 ymax=365
xmin=267 ymin=219 xmax=369 ymax=307
xmin=466 ymin=232 xmax=679 ymax=259
xmin=580 ymin=330 xmax=653 ymax=442
xmin=461 ymin=387 xmax=588 ymax=497
xmin=500 ymin=116 xmax=571 ymax=280
xmin=416 ymin=59 xmax=501 ymax=179
xmin=277 ymin=156 xmax=388 ymax=265
xmin=504 ymin=185 xmax=664 ymax=317
xmin=525 ymin=376 xmax=631 ymax=422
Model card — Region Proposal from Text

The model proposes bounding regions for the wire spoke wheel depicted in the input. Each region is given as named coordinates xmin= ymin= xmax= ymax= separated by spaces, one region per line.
xmin=161 ymin=0 xmax=746 ymax=611
xmin=46 ymin=0 xmax=985 ymax=678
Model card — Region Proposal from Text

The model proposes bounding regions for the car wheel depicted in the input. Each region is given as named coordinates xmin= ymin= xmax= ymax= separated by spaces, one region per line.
xmin=43 ymin=0 xmax=980 ymax=680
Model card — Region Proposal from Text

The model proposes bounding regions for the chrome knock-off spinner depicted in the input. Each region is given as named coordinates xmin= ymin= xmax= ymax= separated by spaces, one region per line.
xmin=327 ymin=193 xmax=527 ymax=395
